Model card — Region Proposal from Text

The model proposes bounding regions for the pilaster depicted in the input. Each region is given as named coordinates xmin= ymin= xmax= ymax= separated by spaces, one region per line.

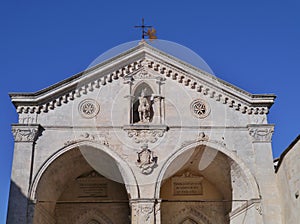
xmin=7 ymin=124 xmax=42 ymax=224
xmin=247 ymin=124 xmax=282 ymax=224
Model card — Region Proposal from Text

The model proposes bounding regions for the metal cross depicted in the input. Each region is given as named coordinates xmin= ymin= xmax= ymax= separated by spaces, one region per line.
xmin=134 ymin=18 xmax=153 ymax=39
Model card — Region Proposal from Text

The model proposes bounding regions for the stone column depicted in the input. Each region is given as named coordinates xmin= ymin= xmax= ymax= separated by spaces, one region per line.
xmin=130 ymin=199 xmax=161 ymax=224
xmin=7 ymin=124 xmax=42 ymax=224
xmin=248 ymin=124 xmax=283 ymax=224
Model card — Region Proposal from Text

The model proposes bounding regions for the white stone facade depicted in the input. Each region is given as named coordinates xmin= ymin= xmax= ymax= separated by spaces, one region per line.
xmin=7 ymin=42 xmax=286 ymax=223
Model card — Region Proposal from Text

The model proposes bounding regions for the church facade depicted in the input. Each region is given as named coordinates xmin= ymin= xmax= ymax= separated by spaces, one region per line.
xmin=7 ymin=41 xmax=296 ymax=223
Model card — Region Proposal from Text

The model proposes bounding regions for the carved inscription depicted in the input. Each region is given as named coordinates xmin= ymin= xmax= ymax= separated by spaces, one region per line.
xmin=77 ymin=172 xmax=108 ymax=198
xmin=172 ymin=174 xmax=203 ymax=196
xmin=78 ymin=181 xmax=107 ymax=198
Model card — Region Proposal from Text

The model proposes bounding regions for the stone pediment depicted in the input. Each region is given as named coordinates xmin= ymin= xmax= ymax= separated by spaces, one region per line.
xmin=10 ymin=41 xmax=275 ymax=115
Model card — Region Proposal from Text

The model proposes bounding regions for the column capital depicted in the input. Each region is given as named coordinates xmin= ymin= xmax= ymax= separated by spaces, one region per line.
xmin=130 ymin=199 xmax=161 ymax=224
xmin=247 ymin=124 xmax=274 ymax=143
xmin=12 ymin=124 xmax=43 ymax=142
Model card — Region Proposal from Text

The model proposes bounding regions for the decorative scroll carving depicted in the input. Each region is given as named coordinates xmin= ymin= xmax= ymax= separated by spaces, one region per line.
xmin=12 ymin=124 xmax=41 ymax=142
xmin=127 ymin=129 xmax=165 ymax=143
xmin=78 ymin=99 xmax=100 ymax=118
xmin=248 ymin=125 xmax=274 ymax=142
xmin=64 ymin=133 xmax=109 ymax=146
xmin=136 ymin=144 xmax=157 ymax=174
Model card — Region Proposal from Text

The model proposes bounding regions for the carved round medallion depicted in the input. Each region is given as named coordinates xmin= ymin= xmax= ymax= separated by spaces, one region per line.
xmin=190 ymin=99 xmax=210 ymax=119
xmin=79 ymin=99 xmax=100 ymax=118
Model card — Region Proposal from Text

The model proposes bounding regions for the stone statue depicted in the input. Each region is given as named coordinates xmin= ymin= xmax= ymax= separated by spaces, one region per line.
xmin=138 ymin=88 xmax=151 ymax=123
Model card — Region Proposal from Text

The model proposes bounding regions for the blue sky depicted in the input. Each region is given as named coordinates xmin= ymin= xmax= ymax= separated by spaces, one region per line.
xmin=1 ymin=1 xmax=299 ymax=222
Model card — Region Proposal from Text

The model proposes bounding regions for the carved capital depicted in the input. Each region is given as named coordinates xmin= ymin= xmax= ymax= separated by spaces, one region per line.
xmin=130 ymin=199 xmax=156 ymax=224
xmin=248 ymin=124 xmax=274 ymax=143
xmin=12 ymin=124 xmax=42 ymax=142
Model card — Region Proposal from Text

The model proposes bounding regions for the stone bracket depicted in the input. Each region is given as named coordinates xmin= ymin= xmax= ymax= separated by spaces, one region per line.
xmin=123 ymin=125 xmax=168 ymax=143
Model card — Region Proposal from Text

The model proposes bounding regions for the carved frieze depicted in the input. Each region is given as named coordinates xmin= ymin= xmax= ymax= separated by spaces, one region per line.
xmin=248 ymin=125 xmax=274 ymax=142
xmin=127 ymin=129 xmax=165 ymax=143
xmin=12 ymin=124 xmax=42 ymax=142
xmin=64 ymin=133 xmax=109 ymax=146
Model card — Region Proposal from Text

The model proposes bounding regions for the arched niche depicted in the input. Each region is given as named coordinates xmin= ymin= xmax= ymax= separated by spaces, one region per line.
xmin=132 ymin=82 xmax=154 ymax=124
xmin=156 ymin=141 xmax=261 ymax=224
xmin=30 ymin=142 xmax=137 ymax=224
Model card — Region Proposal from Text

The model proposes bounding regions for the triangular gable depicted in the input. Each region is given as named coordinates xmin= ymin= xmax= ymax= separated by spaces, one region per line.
xmin=10 ymin=41 xmax=275 ymax=115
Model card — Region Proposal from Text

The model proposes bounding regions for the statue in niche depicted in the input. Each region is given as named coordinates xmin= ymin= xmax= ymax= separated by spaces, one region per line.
xmin=138 ymin=88 xmax=151 ymax=123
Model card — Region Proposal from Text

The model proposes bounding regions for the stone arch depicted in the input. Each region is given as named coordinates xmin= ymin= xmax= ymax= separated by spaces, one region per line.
xmin=30 ymin=141 xmax=134 ymax=223
xmin=29 ymin=140 xmax=139 ymax=201
xmin=169 ymin=207 xmax=212 ymax=224
xmin=156 ymin=141 xmax=261 ymax=224
xmin=155 ymin=140 xmax=260 ymax=200
xmin=74 ymin=209 xmax=113 ymax=224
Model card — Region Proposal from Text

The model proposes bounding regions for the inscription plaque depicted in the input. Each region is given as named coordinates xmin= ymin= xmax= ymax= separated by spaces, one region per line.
xmin=172 ymin=175 xmax=203 ymax=196
xmin=78 ymin=182 xmax=107 ymax=197
xmin=77 ymin=177 xmax=108 ymax=198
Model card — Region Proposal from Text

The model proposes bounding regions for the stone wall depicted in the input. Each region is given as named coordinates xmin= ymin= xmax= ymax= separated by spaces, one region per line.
xmin=276 ymin=135 xmax=300 ymax=224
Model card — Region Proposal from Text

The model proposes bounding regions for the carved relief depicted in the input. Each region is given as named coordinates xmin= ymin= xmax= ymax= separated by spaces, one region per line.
xmin=130 ymin=200 xmax=155 ymax=224
xmin=168 ymin=207 xmax=212 ymax=224
xmin=12 ymin=125 xmax=41 ymax=142
xmin=127 ymin=129 xmax=165 ymax=143
xmin=78 ymin=99 xmax=100 ymax=118
xmin=196 ymin=132 xmax=209 ymax=142
xmin=248 ymin=125 xmax=274 ymax=142
xmin=73 ymin=209 xmax=113 ymax=224
xmin=136 ymin=144 xmax=157 ymax=174
xmin=64 ymin=133 xmax=109 ymax=146
xmin=190 ymin=99 xmax=210 ymax=119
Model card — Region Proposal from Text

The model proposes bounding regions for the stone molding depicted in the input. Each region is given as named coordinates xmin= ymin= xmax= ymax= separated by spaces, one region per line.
xmin=124 ymin=125 xmax=168 ymax=143
xmin=12 ymin=124 xmax=42 ymax=142
xmin=12 ymin=45 xmax=273 ymax=116
xmin=248 ymin=124 xmax=274 ymax=143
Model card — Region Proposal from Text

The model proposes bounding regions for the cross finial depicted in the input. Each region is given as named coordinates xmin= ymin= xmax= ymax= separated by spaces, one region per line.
xmin=134 ymin=18 xmax=157 ymax=40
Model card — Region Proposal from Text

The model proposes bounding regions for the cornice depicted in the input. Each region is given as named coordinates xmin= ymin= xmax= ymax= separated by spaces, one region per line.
xmin=10 ymin=43 xmax=275 ymax=115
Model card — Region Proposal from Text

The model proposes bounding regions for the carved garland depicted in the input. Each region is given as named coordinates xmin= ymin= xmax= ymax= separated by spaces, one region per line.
xmin=16 ymin=59 xmax=269 ymax=115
